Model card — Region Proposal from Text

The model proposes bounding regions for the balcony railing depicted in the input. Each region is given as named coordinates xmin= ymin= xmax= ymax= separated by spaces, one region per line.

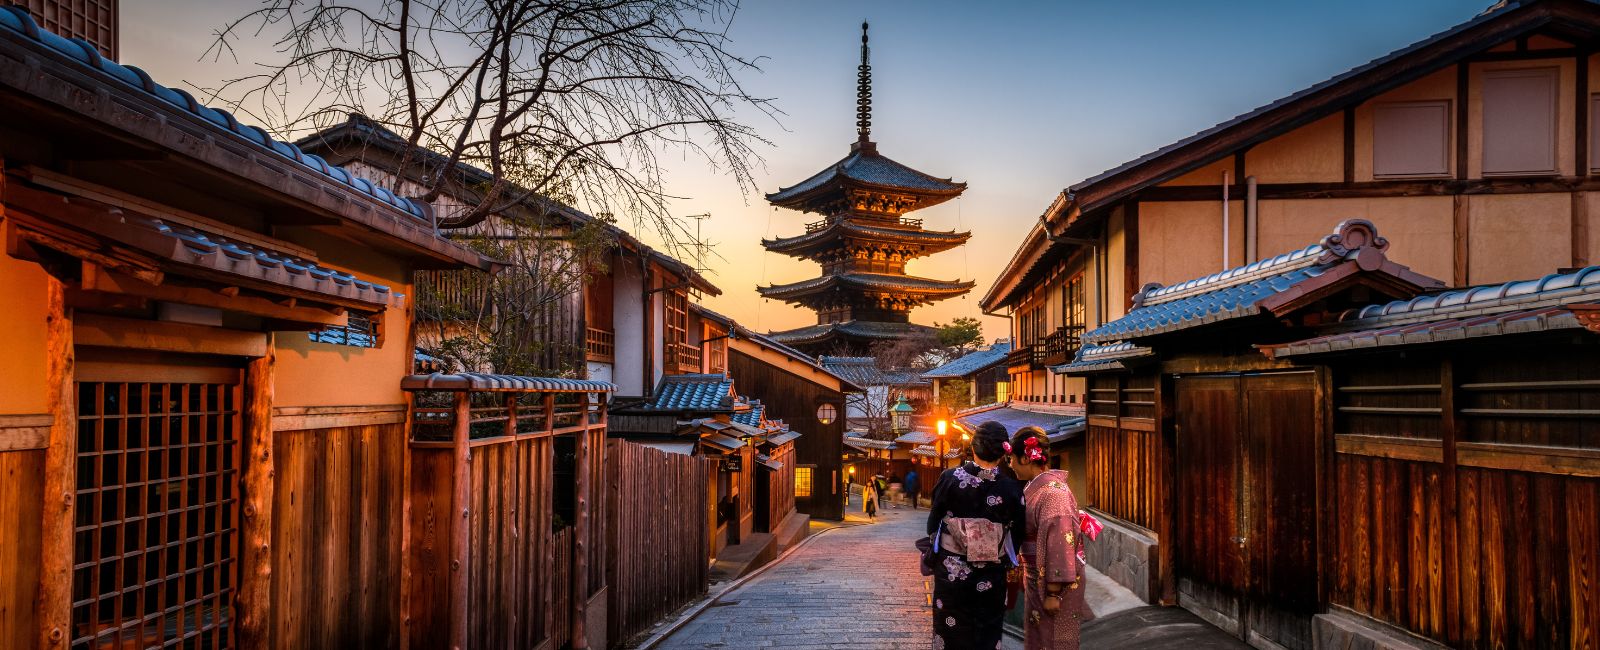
xmin=665 ymin=342 xmax=701 ymax=374
xmin=1034 ymin=326 xmax=1084 ymax=367
xmin=1005 ymin=345 xmax=1034 ymax=369
xmin=585 ymin=327 xmax=615 ymax=363
xmin=803 ymin=216 xmax=925 ymax=233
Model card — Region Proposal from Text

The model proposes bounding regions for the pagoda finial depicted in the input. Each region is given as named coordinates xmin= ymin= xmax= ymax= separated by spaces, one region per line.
xmin=856 ymin=21 xmax=872 ymax=145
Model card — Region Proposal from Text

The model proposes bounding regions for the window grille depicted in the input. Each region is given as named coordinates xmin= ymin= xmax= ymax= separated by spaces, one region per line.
xmin=308 ymin=313 xmax=379 ymax=348
xmin=794 ymin=466 xmax=814 ymax=498
xmin=72 ymin=380 xmax=241 ymax=650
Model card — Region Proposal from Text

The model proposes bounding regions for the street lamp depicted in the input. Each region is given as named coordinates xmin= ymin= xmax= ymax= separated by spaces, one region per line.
xmin=935 ymin=418 xmax=950 ymax=471
xmin=891 ymin=395 xmax=913 ymax=435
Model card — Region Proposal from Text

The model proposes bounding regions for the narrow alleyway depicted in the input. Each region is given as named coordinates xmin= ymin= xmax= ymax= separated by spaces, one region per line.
xmin=655 ymin=499 xmax=940 ymax=649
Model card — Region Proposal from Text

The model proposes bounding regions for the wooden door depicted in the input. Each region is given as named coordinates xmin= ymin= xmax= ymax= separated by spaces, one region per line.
xmin=73 ymin=350 xmax=245 ymax=650
xmin=1175 ymin=372 xmax=1319 ymax=649
xmin=1175 ymin=376 xmax=1246 ymax=611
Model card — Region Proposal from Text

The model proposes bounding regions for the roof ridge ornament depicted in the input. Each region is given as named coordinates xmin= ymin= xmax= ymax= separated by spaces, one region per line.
xmin=856 ymin=21 xmax=873 ymax=147
xmin=1316 ymin=218 xmax=1389 ymax=266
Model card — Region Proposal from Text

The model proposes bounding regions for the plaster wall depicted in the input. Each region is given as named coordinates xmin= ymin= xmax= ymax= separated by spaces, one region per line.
xmin=1106 ymin=210 xmax=1128 ymax=323
xmin=1137 ymin=200 xmax=1245 ymax=288
xmin=1353 ymin=69 xmax=1458 ymax=182
xmin=1255 ymin=197 xmax=1455 ymax=283
xmin=612 ymin=260 xmax=646 ymax=395
xmin=1467 ymin=193 xmax=1572 ymax=284
xmin=1245 ymin=114 xmax=1344 ymax=184
xmin=272 ymin=229 xmax=414 ymax=408
xmin=1163 ymin=158 xmax=1234 ymax=187
xmin=0 ymin=252 xmax=49 ymax=415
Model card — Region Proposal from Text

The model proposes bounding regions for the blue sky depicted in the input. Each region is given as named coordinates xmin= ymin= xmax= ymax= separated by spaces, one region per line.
xmin=125 ymin=0 xmax=1492 ymax=340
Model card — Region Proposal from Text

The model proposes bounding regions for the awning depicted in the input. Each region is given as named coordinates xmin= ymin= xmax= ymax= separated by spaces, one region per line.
xmin=956 ymin=405 xmax=1086 ymax=445
xmin=762 ymin=431 xmax=802 ymax=447
xmin=699 ymin=433 xmax=745 ymax=452
xmin=911 ymin=444 xmax=961 ymax=460
xmin=756 ymin=454 xmax=784 ymax=471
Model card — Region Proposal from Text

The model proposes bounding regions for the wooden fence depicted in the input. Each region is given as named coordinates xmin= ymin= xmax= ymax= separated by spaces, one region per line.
xmin=606 ymin=440 xmax=713 ymax=645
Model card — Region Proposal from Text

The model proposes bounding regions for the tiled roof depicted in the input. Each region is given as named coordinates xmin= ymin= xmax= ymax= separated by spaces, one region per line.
xmin=759 ymin=272 xmax=975 ymax=301
xmin=756 ymin=454 xmax=784 ymax=471
xmin=844 ymin=436 xmax=895 ymax=451
xmin=1053 ymin=341 xmax=1154 ymax=374
xmin=401 ymin=373 xmax=615 ymax=393
xmin=763 ymin=431 xmax=802 ymax=447
xmin=922 ymin=342 xmax=1013 ymax=379
xmin=732 ymin=402 xmax=763 ymax=427
xmin=955 ymin=406 xmax=1085 ymax=445
xmin=699 ymin=433 xmax=745 ymax=451
xmin=0 ymin=8 xmax=429 ymax=222
xmin=911 ymin=445 xmax=962 ymax=460
xmin=821 ymin=356 xmax=932 ymax=388
xmin=768 ymin=145 xmax=966 ymax=203
xmin=644 ymin=374 xmax=737 ymax=411
xmin=769 ymin=321 xmax=937 ymax=347
xmin=762 ymin=219 xmax=970 ymax=255
xmin=1271 ymin=265 xmax=1600 ymax=357
xmin=895 ymin=430 xmax=936 ymax=445
xmin=1081 ymin=220 xmax=1442 ymax=345
xmin=689 ymin=303 xmax=864 ymax=392
xmin=1063 ymin=0 xmax=1540 ymax=211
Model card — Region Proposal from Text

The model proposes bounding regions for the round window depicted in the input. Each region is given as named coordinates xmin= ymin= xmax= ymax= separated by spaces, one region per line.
xmin=815 ymin=403 xmax=838 ymax=425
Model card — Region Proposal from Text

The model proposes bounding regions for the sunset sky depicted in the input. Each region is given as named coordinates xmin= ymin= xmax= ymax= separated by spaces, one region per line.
xmin=123 ymin=0 xmax=1490 ymax=342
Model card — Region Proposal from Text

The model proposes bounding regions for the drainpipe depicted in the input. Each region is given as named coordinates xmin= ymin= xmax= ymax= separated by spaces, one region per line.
xmin=641 ymin=254 xmax=653 ymax=398
xmin=1246 ymin=176 xmax=1259 ymax=262
xmin=1222 ymin=170 xmax=1231 ymax=270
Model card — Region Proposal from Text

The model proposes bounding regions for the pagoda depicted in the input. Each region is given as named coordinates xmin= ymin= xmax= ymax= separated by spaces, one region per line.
xmin=761 ymin=23 xmax=973 ymax=355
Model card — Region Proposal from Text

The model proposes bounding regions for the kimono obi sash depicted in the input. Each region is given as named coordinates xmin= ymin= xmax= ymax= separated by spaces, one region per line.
xmin=940 ymin=516 xmax=1004 ymax=563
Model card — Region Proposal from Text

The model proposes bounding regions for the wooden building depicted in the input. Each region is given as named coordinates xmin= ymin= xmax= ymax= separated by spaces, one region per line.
xmin=985 ymin=0 xmax=1600 ymax=406
xmin=0 ymin=6 xmax=513 ymax=649
xmin=1060 ymin=219 xmax=1600 ymax=649
xmin=299 ymin=115 xmax=721 ymax=388
xmin=921 ymin=341 xmax=1013 ymax=409
xmin=759 ymin=23 xmax=973 ymax=355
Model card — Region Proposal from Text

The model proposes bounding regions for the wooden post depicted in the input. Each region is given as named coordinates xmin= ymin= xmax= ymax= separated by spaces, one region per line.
xmin=450 ymin=390 xmax=471 ymax=650
xmin=1440 ymin=360 xmax=1461 ymax=643
xmin=572 ymin=391 xmax=591 ymax=649
xmin=238 ymin=336 xmax=276 ymax=650
xmin=37 ymin=278 xmax=74 ymax=647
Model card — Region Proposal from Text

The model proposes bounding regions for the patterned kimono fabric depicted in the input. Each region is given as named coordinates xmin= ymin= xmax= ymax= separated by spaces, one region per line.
xmin=927 ymin=461 xmax=1024 ymax=650
xmin=1021 ymin=469 xmax=1087 ymax=650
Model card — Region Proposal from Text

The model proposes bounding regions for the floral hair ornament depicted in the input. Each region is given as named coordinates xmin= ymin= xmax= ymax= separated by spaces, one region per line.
xmin=1002 ymin=442 xmax=1012 ymax=453
xmin=1023 ymin=436 xmax=1046 ymax=462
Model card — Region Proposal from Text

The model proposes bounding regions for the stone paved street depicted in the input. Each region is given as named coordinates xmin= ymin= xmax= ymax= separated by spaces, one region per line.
xmin=656 ymin=498 xmax=941 ymax=649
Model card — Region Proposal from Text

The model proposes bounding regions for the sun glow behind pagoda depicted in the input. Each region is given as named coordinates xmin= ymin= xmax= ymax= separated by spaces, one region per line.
xmin=760 ymin=22 xmax=974 ymax=355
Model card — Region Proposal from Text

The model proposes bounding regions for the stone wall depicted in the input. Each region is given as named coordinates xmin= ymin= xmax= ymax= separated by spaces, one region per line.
xmin=1082 ymin=509 xmax=1158 ymax=603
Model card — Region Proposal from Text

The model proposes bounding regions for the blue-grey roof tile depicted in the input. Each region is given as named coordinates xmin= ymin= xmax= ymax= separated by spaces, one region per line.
xmin=921 ymin=342 xmax=1012 ymax=379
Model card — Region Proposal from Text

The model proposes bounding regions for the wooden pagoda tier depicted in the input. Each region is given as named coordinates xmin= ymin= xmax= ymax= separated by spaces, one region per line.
xmin=761 ymin=216 xmax=970 ymax=260
xmin=758 ymin=271 xmax=975 ymax=317
xmin=766 ymin=320 xmax=939 ymax=351
xmin=765 ymin=140 xmax=967 ymax=218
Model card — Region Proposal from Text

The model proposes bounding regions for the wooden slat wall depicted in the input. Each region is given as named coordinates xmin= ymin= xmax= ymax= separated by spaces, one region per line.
xmin=0 ymin=449 xmax=43 ymax=649
xmin=1085 ymin=424 xmax=1161 ymax=530
xmin=465 ymin=437 xmax=554 ymax=649
xmin=764 ymin=444 xmax=797 ymax=531
xmin=606 ymin=440 xmax=712 ymax=645
xmin=727 ymin=349 xmax=845 ymax=520
xmin=1331 ymin=454 xmax=1446 ymax=638
xmin=270 ymin=423 xmax=405 ymax=649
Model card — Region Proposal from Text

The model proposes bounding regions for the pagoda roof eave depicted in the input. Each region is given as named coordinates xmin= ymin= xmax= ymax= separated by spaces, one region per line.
xmin=765 ymin=144 xmax=967 ymax=210
xmin=758 ymin=272 xmax=976 ymax=302
xmin=761 ymin=220 xmax=971 ymax=256
xmin=768 ymin=321 xmax=937 ymax=347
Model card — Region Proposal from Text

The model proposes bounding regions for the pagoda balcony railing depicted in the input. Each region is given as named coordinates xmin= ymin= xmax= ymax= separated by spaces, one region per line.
xmin=1034 ymin=326 xmax=1084 ymax=367
xmin=585 ymin=327 xmax=615 ymax=363
xmin=804 ymin=216 xmax=924 ymax=233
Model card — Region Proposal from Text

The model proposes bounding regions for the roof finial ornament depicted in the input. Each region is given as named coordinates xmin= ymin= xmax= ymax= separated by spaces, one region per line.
xmin=856 ymin=21 xmax=872 ymax=146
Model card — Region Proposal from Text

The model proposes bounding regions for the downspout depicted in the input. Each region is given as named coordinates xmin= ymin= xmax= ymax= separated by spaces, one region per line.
xmin=641 ymin=253 xmax=653 ymax=398
xmin=1246 ymin=176 xmax=1259 ymax=262
xmin=1222 ymin=170 xmax=1231 ymax=270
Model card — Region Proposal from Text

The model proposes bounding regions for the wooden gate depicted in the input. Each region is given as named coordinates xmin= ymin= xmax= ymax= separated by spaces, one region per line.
xmin=1176 ymin=371 xmax=1318 ymax=649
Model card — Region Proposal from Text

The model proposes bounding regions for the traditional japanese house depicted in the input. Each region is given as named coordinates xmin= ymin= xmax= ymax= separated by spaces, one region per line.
xmin=921 ymin=341 xmax=1013 ymax=409
xmin=1055 ymin=218 xmax=1600 ymax=650
xmin=0 ymin=6 xmax=521 ymax=649
xmin=759 ymin=23 xmax=973 ymax=355
xmin=986 ymin=0 xmax=1600 ymax=410
xmin=298 ymin=114 xmax=721 ymax=388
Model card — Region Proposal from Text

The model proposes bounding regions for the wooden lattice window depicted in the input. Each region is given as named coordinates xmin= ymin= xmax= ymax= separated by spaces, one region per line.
xmin=665 ymin=290 xmax=688 ymax=349
xmin=794 ymin=466 xmax=814 ymax=498
xmin=73 ymin=379 xmax=242 ymax=650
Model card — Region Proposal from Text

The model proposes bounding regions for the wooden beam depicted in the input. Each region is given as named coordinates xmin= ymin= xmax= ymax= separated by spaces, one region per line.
xmin=1440 ymin=359 xmax=1460 ymax=643
xmin=1132 ymin=175 xmax=1600 ymax=202
xmin=37 ymin=279 xmax=73 ymax=648
xmin=1343 ymin=107 xmax=1356 ymax=183
xmin=1333 ymin=434 xmax=1444 ymax=463
xmin=1454 ymin=195 xmax=1471 ymax=286
xmin=80 ymin=265 xmax=349 ymax=327
xmin=573 ymin=391 xmax=592 ymax=649
xmin=0 ymin=414 xmax=51 ymax=451
xmin=74 ymin=312 xmax=268 ymax=357
xmin=1578 ymin=52 xmax=1590 ymax=177
xmin=270 ymin=404 xmax=407 ymax=431
xmin=237 ymin=338 xmax=275 ymax=650
xmin=1457 ymin=441 xmax=1600 ymax=477
xmin=1124 ymin=201 xmax=1140 ymax=313
xmin=449 ymin=390 xmax=471 ymax=650
xmin=1457 ymin=63 xmax=1470 ymax=180
xmin=1575 ymin=192 xmax=1590 ymax=268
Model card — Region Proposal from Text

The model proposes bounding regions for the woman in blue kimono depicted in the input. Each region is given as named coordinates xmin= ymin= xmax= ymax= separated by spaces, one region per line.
xmin=927 ymin=421 xmax=1025 ymax=649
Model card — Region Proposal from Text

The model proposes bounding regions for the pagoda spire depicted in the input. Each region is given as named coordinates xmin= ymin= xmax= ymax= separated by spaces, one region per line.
xmin=856 ymin=21 xmax=872 ymax=145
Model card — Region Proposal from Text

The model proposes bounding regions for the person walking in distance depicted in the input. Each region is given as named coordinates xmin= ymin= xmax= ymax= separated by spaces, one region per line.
xmin=862 ymin=479 xmax=879 ymax=520
xmin=927 ymin=421 xmax=1024 ymax=649
xmin=904 ymin=469 xmax=921 ymax=509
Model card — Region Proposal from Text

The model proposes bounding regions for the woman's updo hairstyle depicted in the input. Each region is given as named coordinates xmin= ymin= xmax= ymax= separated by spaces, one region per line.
xmin=970 ymin=421 xmax=1010 ymax=462
xmin=1010 ymin=426 xmax=1050 ymax=467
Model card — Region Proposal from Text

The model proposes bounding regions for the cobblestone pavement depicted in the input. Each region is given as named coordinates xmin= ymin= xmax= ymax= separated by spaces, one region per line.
xmin=656 ymin=498 xmax=943 ymax=649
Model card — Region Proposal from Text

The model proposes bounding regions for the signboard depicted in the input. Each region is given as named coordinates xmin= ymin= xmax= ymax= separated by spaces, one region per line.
xmin=723 ymin=454 xmax=742 ymax=472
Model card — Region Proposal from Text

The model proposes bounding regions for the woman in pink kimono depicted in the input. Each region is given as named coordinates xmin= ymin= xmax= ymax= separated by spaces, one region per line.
xmin=1009 ymin=426 xmax=1090 ymax=649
